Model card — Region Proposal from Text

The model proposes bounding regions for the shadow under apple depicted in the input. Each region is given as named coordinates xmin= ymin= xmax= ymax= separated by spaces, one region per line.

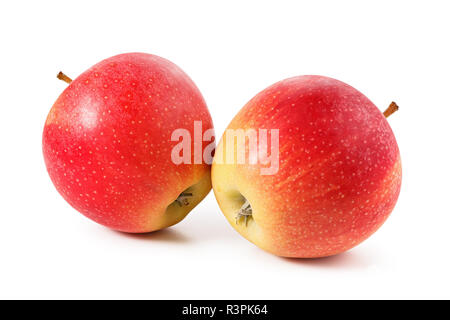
xmin=279 ymin=248 xmax=380 ymax=270
xmin=112 ymin=228 xmax=192 ymax=243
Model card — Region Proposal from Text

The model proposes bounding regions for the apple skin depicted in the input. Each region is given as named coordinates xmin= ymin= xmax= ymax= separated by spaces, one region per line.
xmin=43 ymin=53 xmax=214 ymax=233
xmin=212 ymin=75 xmax=401 ymax=258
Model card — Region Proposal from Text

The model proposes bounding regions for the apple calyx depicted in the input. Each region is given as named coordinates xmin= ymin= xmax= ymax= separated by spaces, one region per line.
xmin=383 ymin=101 xmax=399 ymax=118
xmin=175 ymin=192 xmax=193 ymax=207
xmin=57 ymin=71 xmax=72 ymax=84
xmin=236 ymin=199 xmax=252 ymax=226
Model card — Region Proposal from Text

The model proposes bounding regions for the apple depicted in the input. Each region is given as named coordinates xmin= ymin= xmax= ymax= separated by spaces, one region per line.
xmin=43 ymin=53 xmax=214 ymax=233
xmin=212 ymin=75 xmax=401 ymax=258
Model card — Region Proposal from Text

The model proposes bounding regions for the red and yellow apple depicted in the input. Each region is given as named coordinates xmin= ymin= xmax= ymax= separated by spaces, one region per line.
xmin=43 ymin=53 xmax=214 ymax=233
xmin=212 ymin=75 xmax=401 ymax=258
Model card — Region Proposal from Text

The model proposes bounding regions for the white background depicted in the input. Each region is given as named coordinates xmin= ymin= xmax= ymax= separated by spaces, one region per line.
xmin=0 ymin=0 xmax=449 ymax=299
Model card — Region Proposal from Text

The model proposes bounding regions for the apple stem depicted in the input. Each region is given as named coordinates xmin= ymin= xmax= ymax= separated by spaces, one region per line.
xmin=175 ymin=192 xmax=193 ymax=207
xmin=57 ymin=71 xmax=72 ymax=84
xmin=236 ymin=199 xmax=252 ymax=226
xmin=383 ymin=101 xmax=399 ymax=118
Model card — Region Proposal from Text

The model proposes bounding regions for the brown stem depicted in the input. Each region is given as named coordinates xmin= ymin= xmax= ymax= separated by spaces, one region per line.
xmin=57 ymin=71 xmax=72 ymax=84
xmin=383 ymin=101 xmax=399 ymax=118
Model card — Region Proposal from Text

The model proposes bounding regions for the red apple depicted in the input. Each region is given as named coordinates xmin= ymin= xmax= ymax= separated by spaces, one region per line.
xmin=43 ymin=53 xmax=214 ymax=233
xmin=212 ymin=75 xmax=401 ymax=258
